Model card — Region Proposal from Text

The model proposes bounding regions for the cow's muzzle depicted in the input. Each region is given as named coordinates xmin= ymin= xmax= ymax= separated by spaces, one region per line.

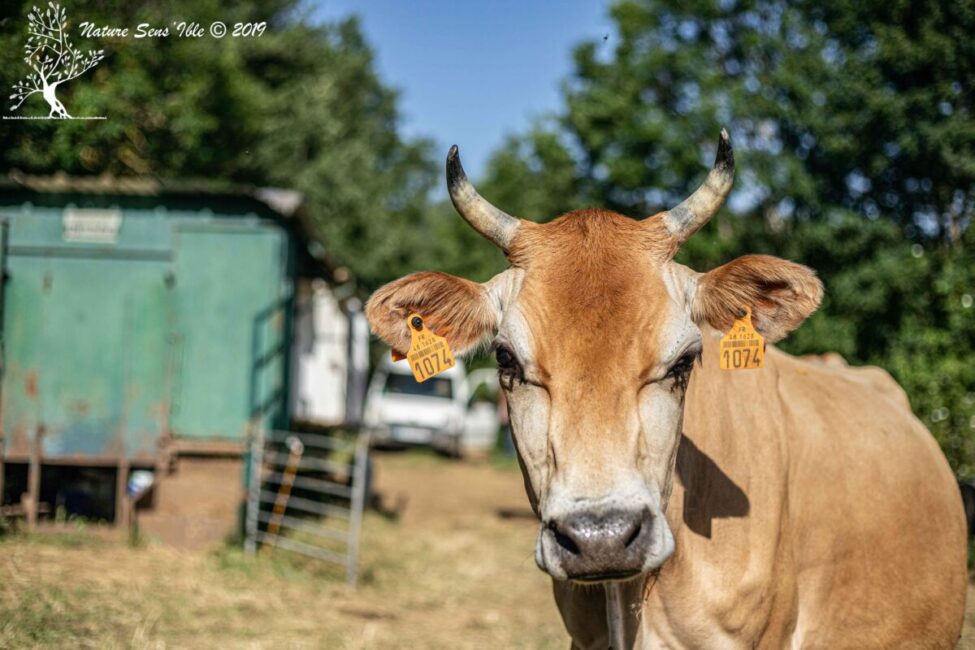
xmin=542 ymin=508 xmax=661 ymax=582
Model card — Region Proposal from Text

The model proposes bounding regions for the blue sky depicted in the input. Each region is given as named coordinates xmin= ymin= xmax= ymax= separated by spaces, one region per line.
xmin=313 ymin=0 xmax=616 ymax=183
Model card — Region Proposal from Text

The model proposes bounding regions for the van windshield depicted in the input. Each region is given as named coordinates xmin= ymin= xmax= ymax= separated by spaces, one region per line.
xmin=383 ymin=373 xmax=453 ymax=399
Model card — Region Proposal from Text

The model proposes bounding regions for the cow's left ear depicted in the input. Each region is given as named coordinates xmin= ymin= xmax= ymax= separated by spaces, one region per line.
xmin=691 ymin=254 xmax=823 ymax=343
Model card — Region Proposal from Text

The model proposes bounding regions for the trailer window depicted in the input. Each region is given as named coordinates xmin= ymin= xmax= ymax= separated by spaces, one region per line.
xmin=383 ymin=373 xmax=453 ymax=399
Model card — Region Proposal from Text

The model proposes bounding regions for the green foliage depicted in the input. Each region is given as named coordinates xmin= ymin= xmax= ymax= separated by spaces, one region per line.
xmin=0 ymin=0 xmax=437 ymax=291
xmin=479 ymin=125 xmax=585 ymax=222
xmin=884 ymin=230 xmax=975 ymax=475
xmin=479 ymin=0 xmax=975 ymax=474
xmin=2 ymin=0 xmax=973 ymax=472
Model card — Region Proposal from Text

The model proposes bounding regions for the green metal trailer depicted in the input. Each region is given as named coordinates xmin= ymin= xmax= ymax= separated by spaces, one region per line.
xmin=0 ymin=174 xmax=358 ymax=532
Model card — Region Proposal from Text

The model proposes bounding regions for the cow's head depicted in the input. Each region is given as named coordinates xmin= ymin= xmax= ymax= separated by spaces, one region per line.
xmin=366 ymin=131 xmax=822 ymax=583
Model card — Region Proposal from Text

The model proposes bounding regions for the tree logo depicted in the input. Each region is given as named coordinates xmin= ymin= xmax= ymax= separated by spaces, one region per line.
xmin=6 ymin=3 xmax=106 ymax=120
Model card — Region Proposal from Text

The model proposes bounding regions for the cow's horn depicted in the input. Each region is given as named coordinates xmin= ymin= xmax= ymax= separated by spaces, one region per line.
xmin=447 ymin=145 xmax=520 ymax=251
xmin=662 ymin=129 xmax=735 ymax=243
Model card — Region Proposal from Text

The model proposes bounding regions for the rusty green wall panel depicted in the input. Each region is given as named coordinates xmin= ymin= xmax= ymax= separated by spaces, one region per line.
xmin=0 ymin=195 xmax=295 ymax=464
xmin=1 ymin=255 xmax=171 ymax=463
xmin=169 ymin=222 xmax=288 ymax=440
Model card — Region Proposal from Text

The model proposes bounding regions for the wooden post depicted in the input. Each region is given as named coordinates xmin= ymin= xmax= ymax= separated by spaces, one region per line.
xmin=115 ymin=456 xmax=129 ymax=526
xmin=25 ymin=426 xmax=42 ymax=530
xmin=261 ymin=435 xmax=303 ymax=555
xmin=0 ymin=432 xmax=5 ymax=514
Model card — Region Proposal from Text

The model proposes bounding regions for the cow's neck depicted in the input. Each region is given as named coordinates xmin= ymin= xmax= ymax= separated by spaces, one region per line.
xmin=638 ymin=335 xmax=788 ymax=647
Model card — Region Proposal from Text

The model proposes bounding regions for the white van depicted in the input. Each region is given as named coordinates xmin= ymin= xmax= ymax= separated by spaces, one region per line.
xmin=362 ymin=356 xmax=499 ymax=456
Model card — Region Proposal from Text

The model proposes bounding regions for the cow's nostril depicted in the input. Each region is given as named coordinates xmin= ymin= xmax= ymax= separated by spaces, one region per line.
xmin=549 ymin=522 xmax=581 ymax=555
xmin=624 ymin=523 xmax=642 ymax=548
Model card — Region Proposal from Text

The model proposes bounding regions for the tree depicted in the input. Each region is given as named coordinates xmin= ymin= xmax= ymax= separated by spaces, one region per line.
xmin=0 ymin=1 xmax=437 ymax=292
xmin=239 ymin=18 xmax=439 ymax=290
xmin=9 ymin=3 xmax=104 ymax=118
xmin=480 ymin=0 xmax=975 ymax=473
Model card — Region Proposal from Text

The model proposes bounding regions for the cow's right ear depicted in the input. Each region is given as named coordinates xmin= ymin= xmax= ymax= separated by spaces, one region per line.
xmin=365 ymin=271 xmax=499 ymax=356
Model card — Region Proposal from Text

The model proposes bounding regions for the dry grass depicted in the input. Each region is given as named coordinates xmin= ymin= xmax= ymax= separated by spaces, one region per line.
xmin=0 ymin=451 xmax=566 ymax=649
xmin=0 ymin=451 xmax=972 ymax=649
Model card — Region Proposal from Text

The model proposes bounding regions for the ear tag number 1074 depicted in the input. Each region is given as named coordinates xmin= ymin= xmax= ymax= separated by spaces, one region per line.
xmin=719 ymin=305 xmax=765 ymax=370
xmin=405 ymin=313 xmax=456 ymax=382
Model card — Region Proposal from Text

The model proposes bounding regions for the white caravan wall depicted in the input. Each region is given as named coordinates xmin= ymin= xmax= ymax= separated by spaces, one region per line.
xmin=291 ymin=279 xmax=348 ymax=425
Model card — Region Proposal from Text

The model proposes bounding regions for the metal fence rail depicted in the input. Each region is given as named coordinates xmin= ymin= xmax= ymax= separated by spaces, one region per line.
xmin=244 ymin=427 xmax=370 ymax=587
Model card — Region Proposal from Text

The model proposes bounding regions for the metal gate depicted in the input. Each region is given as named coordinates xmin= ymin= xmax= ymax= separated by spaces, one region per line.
xmin=244 ymin=428 xmax=370 ymax=586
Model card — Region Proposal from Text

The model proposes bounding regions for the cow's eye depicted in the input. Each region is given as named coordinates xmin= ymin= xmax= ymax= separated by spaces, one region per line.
xmin=664 ymin=351 xmax=698 ymax=391
xmin=495 ymin=345 xmax=519 ymax=371
xmin=495 ymin=345 xmax=524 ymax=389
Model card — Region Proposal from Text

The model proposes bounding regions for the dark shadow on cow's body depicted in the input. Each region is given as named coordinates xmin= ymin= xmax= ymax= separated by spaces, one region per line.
xmin=675 ymin=434 xmax=749 ymax=538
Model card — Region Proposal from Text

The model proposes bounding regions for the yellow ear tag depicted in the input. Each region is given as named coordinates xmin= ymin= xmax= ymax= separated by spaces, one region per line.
xmin=405 ymin=313 xmax=456 ymax=382
xmin=719 ymin=306 xmax=765 ymax=370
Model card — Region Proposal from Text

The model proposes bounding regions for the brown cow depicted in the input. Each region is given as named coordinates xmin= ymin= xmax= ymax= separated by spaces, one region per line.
xmin=366 ymin=131 xmax=967 ymax=649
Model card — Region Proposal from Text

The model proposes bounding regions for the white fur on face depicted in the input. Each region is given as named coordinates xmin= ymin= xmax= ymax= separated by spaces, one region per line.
xmin=493 ymin=262 xmax=702 ymax=580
